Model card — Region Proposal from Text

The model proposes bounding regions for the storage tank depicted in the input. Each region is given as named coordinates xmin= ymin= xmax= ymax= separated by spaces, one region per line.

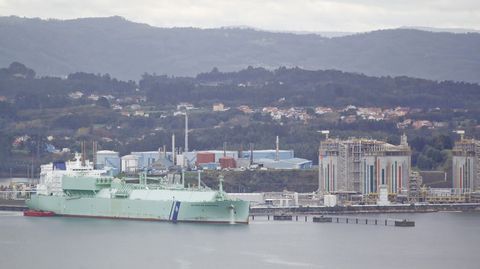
xmin=121 ymin=155 xmax=139 ymax=173
xmin=196 ymin=152 xmax=215 ymax=165
xmin=96 ymin=150 xmax=120 ymax=175
xmin=219 ymin=157 xmax=236 ymax=169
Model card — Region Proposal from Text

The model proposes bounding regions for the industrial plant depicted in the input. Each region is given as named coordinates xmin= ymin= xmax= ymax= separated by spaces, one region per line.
xmin=452 ymin=132 xmax=480 ymax=192
xmin=318 ymin=134 xmax=411 ymax=195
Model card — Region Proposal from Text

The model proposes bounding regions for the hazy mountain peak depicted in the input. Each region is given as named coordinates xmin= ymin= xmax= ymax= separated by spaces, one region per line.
xmin=400 ymin=26 xmax=480 ymax=34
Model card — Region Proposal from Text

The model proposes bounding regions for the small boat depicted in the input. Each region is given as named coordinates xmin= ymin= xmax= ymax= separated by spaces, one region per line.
xmin=313 ymin=215 xmax=333 ymax=223
xmin=273 ymin=214 xmax=293 ymax=221
xmin=394 ymin=219 xmax=415 ymax=227
xmin=23 ymin=210 xmax=55 ymax=217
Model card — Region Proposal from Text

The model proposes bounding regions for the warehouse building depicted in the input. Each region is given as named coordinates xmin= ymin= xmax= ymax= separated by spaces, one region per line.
xmin=319 ymin=134 xmax=411 ymax=195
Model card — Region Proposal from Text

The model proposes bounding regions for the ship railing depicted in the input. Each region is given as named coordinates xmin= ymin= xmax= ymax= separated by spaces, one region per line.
xmin=114 ymin=185 xmax=132 ymax=197
xmin=0 ymin=190 xmax=36 ymax=200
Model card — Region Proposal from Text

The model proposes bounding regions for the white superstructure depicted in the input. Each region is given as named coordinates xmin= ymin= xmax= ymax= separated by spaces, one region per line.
xmin=36 ymin=153 xmax=110 ymax=195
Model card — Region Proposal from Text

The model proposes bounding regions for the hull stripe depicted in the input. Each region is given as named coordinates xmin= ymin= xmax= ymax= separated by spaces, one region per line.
xmin=168 ymin=201 xmax=175 ymax=220
xmin=172 ymin=201 xmax=181 ymax=222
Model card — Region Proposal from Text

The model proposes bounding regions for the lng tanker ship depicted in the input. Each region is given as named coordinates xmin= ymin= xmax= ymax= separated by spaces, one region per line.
xmin=26 ymin=154 xmax=250 ymax=224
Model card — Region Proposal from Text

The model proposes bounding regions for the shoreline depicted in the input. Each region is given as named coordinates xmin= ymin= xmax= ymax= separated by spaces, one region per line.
xmin=2 ymin=199 xmax=480 ymax=215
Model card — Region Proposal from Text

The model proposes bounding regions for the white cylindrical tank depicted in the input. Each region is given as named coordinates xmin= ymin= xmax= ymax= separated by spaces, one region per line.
xmin=121 ymin=155 xmax=139 ymax=173
xmin=324 ymin=194 xmax=337 ymax=207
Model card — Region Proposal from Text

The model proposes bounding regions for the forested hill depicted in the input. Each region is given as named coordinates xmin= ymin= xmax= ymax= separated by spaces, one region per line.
xmin=1 ymin=16 xmax=479 ymax=83
xmin=1 ymin=62 xmax=479 ymax=172
xmin=1 ymin=62 xmax=480 ymax=110
xmin=143 ymin=67 xmax=480 ymax=109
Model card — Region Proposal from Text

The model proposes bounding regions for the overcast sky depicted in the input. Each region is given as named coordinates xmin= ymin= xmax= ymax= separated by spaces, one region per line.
xmin=0 ymin=0 xmax=479 ymax=32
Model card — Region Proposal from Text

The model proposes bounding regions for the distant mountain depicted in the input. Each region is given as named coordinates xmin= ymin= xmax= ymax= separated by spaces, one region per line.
xmin=1 ymin=16 xmax=479 ymax=83
xmin=400 ymin=26 xmax=480 ymax=34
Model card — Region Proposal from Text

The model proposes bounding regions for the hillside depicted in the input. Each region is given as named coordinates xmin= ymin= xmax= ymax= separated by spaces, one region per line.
xmin=1 ymin=62 xmax=479 ymax=177
xmin=0 ymin=16 xmax=479 ymax=82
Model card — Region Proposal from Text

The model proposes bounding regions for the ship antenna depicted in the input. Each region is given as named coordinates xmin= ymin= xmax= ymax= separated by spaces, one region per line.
xmin=219 ymin=174 xmax=224 ymax=193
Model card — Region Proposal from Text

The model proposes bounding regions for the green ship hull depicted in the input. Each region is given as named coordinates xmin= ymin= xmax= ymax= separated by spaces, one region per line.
xmin=27 ymin=175 xmax=250 ymax=224
xmin=27 ymin=195 xmax=249 ymax=224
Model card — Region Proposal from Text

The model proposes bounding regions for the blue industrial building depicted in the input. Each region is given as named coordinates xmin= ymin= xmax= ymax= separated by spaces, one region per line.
xmin=131 ymin=151 xmax=160 ymax=169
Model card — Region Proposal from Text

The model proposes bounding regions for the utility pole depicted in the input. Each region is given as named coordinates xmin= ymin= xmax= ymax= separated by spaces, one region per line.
xmin=184 ymin=111 xmax=189 ymax=153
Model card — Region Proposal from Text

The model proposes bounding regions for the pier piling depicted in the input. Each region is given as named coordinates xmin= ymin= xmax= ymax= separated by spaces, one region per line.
xmin=310 ymin=216 xmax=414 ymax=228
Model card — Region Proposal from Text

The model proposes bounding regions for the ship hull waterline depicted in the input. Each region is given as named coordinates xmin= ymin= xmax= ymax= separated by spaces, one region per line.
xmin=27 ymin=195 xmax=250 ymax=224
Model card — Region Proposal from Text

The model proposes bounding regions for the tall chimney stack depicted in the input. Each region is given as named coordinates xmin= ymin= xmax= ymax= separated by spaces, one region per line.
xmin=239 ymin=144 xmax=243 ymax=159
xmin=275 ymin=136 xmax=279 ymax=161
xmin=172 ymin=133 xmax=176 ymax=165
xmin=249 ymin=143 xmax=254 ymax=165
xmin=223 ymin=142 xmax=227 ymax=157
xmin=184 ymin=111 xmax=189 ymax=153
xmin=92 ymin=140 xmax=98 ymax=168
xmin=81 ymin=141 xmax=86 ymax=167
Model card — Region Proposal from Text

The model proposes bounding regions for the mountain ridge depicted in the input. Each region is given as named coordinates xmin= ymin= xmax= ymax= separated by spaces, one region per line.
xmin=1 ymin=16 xmax=479 ymax=83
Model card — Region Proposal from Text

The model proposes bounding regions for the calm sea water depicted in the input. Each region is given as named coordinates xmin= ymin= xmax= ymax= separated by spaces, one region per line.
xmin=0 ymin=211 xmax=479 ymax=269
